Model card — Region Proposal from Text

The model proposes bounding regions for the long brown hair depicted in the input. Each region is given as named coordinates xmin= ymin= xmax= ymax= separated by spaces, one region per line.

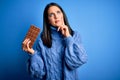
xmin=41 ymin=2 xmax=73 ymax=48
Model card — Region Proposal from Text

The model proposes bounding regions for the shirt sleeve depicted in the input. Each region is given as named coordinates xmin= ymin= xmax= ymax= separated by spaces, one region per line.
xmin=64 ymin=31 xmax=87 ymax=70
xmin=27 ymin=39 xmax=46 ymax=79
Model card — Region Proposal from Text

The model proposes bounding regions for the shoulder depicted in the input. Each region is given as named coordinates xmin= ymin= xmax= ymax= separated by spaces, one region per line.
xmin=71 ymin=30 xmax=82 ymax=43
xmin=35 ymin=34 xmax=44 ymax=47
xmin=72 ymin=30 xmax=81 ymax=38
xmin=37 ymin=35 xmax=44 ymax=46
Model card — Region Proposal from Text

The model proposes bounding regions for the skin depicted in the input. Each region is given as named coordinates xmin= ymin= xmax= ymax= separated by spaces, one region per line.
xmin=22 ymin=6 xmax=70 ymax=54
xmin=48 ymin=6 xmax=70 ymax=37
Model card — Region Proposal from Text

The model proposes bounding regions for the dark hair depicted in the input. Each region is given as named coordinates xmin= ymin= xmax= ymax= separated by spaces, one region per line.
xmin=41 ymin=2 xmax=73 ymax=48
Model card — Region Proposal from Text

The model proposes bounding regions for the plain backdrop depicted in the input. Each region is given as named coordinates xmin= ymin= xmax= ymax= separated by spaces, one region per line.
xmin=0 ymin=0 xmax=120 ymax=80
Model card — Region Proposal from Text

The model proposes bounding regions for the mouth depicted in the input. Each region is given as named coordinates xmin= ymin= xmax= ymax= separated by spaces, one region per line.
xmin=55 ymin=20 xmax=60 ymax=24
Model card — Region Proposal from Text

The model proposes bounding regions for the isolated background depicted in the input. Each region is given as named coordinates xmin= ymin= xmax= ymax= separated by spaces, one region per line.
xmin=0 ymin=0 xmax=120 ymax=80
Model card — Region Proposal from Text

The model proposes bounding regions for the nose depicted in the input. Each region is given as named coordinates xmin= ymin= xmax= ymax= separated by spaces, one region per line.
xmin=54 ymin=13 xmax=58 ymax=19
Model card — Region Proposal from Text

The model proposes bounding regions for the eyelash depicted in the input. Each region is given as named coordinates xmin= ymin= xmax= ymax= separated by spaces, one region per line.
xmin=49 ymin=13 xmax=54 ymax=17
xmin=57 ymin=11 xmax=61 ymax=14
xmin=49 ymin=11 xmax=61 ymax=17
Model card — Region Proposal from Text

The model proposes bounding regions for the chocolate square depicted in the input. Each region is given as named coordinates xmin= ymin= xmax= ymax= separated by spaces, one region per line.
xmin=22 ymin=25 xmax=40 ymax=48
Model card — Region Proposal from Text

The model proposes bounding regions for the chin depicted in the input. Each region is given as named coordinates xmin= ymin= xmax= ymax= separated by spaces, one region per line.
xmin=56 ymin=23 xmax=62 ymax=26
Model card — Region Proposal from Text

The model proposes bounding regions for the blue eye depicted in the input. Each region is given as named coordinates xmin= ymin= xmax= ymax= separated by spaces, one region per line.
xmin=57 ymin=11 xmax=61 ymax=14
xmin=49 ymin=13 xmax=54 ymax=17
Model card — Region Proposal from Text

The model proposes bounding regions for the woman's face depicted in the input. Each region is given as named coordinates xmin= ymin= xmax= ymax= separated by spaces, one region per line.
xmin=48 ymin=6 xmax=64 ymax=27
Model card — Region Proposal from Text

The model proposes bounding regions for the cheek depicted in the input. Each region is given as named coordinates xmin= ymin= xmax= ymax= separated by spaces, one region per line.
xmin=49 ymin=19 xmax=55 ymax=25
xmin=48 ymin=18 xmax=53 ymax=23
xmin=60 ymin=16 xmax=64 ymax=24
xmin=60 ymin=14 xmax=64 ymax=20
xmin=61 ymin=17 xmax=64 ymax=22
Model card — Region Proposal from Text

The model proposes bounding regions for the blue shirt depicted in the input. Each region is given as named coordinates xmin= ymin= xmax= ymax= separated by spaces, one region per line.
xmin=28 ymin=27 xmax=87 ymax=80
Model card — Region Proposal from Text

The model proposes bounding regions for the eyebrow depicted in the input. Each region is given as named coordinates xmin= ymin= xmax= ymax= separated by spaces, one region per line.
xmin=48 ymin=13 xmax=54 ymax=17
xmin=49 ymin=10 xmax=61 ymax=14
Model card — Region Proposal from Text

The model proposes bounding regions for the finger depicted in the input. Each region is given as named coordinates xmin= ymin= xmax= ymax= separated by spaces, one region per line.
xmin=57 ymin=26 xmax=61 ymax=31
xmin=61 ymin=27 xmax=65 ymax=34
xmin=24 ymin=48 xmax=27 ymax=51
xmin=22 ymin=38 xmax=27 ymax=44
xmin=23 ymin=38 xmax=27 ymax=45
xmin=23 ymin=38 xmax=29 ymax=45
xmin=23 ymin=46 xmax=27 ymax=51
xmin=62 ymin=25 xmax=68 ymax=32
xmin=62 ymin=26 xmax=66 ymax=31
xmin=23 ymin=46 xmax=25 ymax=50
xmin=27 ymin=40 xmax=31 ymax=49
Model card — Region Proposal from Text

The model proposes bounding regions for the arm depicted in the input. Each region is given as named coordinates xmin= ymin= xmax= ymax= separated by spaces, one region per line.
xmin=64 ymin=31 xmax=87 ymax=70
xmin=27 ymin=39 xmax=46 ymax=79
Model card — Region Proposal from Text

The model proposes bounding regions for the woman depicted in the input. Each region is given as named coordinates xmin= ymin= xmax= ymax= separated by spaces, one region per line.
xmin=22 ymin=2 xmax=87 ymax=80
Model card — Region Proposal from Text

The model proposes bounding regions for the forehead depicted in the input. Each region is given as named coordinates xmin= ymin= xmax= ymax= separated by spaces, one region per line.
xmin=48 ymin=6 xmax=61 ymax=13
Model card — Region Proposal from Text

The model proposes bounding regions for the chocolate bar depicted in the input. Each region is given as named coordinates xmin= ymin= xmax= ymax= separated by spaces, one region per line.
xmin=22 ymin=25 xmax=40 ymax=48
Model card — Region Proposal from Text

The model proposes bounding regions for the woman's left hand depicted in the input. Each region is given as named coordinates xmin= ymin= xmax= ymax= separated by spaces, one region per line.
xmin=57 ymin=25 xmax=71 ymax=37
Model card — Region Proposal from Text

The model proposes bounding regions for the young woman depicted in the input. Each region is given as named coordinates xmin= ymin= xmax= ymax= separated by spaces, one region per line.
xmin=22 ymin=2 xmax=87 ymax=80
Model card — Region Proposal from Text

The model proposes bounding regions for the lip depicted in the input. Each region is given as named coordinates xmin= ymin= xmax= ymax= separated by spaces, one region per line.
xmin=55 ymin=20 xmax=60 ymax=23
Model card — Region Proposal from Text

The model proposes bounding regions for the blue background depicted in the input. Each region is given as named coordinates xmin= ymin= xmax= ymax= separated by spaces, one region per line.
xmin=0 ymin=0 xmax=120 ymax=80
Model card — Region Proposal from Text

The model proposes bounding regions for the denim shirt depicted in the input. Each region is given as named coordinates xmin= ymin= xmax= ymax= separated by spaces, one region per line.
xmin=28 ymin=27 xmax=87 ymax=80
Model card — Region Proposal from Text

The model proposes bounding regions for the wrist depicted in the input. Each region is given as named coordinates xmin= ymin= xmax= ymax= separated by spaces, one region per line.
xmin=31 ymin=49 xmax=35 ymax=54
xmin=28 ymin=48 xmax=34 ymax=54
xmin=65 ymin=33 xmax=71 ymax=37
xmin=64 ymin=35 xmax=72 ymax=43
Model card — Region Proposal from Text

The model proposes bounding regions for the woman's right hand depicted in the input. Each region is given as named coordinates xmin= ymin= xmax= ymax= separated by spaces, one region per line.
xmin=22 ymin=38 xmax=35 ymax=54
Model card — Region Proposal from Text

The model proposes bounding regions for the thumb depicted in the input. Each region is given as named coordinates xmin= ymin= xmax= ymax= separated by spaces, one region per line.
xmin=27 ymin=40 xmax=31 ymax=50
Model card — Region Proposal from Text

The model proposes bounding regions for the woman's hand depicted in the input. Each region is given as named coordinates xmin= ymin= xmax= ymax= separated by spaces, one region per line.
xmin=22 ymin=38 xmax=34 ymax=54
xmin=57 ymin=25 xmax=71 ymax=37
